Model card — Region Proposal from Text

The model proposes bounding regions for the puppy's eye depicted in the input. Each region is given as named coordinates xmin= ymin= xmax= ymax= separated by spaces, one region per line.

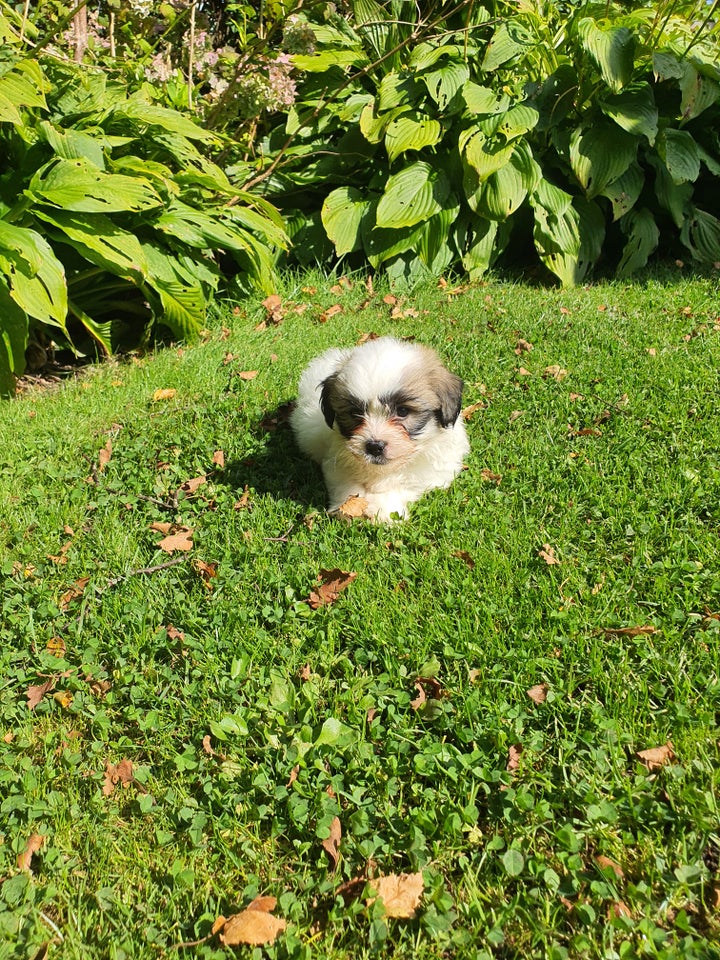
xmin=395 ymin=405 xmax=411 ymax=418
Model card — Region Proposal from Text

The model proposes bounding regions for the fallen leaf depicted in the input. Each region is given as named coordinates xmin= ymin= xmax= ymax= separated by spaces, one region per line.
xmin=410 ymin=682 xmax=426 ymax=711
xmin=367 ymin=872 xmax=424 ymax=918
xmin=608 ymin=901 xmax=633 ymax=919
xmin=506 ymin=743 xmax=523 ymax=774
xmin=166 ymin=624 xmax=185 ymax=642
xmin=307 ymin=568 xmax=357 ymax=609
xmin=601 ymin=625 xmax=657 ymax=637
xmin=298 ymin=664 xmax=312 ymax=681
xmin=193 ymin=559 xmax=218 ymax=588
xmin=88 ymin=678 xmax=112 ymax=697
xmin=46 ymin=636 xmax=66 ymax=657
xmin=595 ymin=855 xmax=624 ymax=879
xmin=710 ymin=883 xmax=720 ymax=913
xmin=237 ymin=370 xmax=259 ymax=381
xmin=53 ymin=690 xmax=73 ymax=709
xmin=152 ymin=524 xmax=193 ymax=553
xmin=59 ymin=576 xmax=90 ymax=610
xmin=234 ymin=487 xmax=252 ymax=510
xmin=17 ymin=833 xmax=44 ymax=872
xmin=526 ymin=683 xmax=548 ymax=704
xmin=480 ymin=468 xmax=502 ymax=484
xmin=262 ymin=294 xmax=285 ymax=324
xmin=212 ymin=450 xmax=225 ymax=468
xmin=452 ymin=550 xmax=475 ymax=568
xmin=47 ymin=539 xmax=72 ymax=564
xmin=538 ymin=544 xmax=560 ymax=565
xmin=383 ymin=294 xmax=398 ymax=306
xmin=179 ymin=475 xmax=207 ymax=494
xmin=517 ymin=366 xmax=533 ymax=377
xmin=319 ymin=304 xmax=343 ymax=323
xmin=218 ymin=897 xmax=286 ymax=946
xmin=462 ymin=400 xmax=486 ymax=420
xmin=152 ymin=388 xmax=177 ymax=402
xmin=543 ymin=365 xmax=568 ymax=381
xmin=97 ymin=438 xmax=113 ymax=472
xmin=515 ymin=339 xmax=533 ymax=353
xmin=337 ymin=494 xmax=369 ymax=518
xmin=103 ymin=758 xmax=135 ymax=796
xmin=637 ymin=742 xmax=675 ymax=772
xmin=322 ymin=816 xmax=342 ymax=870
xmin=287 ymin=765 xmax=300 ymax=787
xmin=509 ymin=410 xmax=525 ymax=423
xmin=202 ymin=735 xmax=214 ymax=756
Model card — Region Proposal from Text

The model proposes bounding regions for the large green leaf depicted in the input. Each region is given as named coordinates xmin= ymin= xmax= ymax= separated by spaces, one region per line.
xmin=39 ymin=121 xmax=106 ymax=169
xmin=496 ymin=103 xmax=539 ymax=141
xmin=0 ymin=59 xmax=47 ymax=111
xmin=155 ymin=201 xmax=257 ymax=258
xmin=461 ymin=128 xmax=515 ymax=181
xmin=375 ymin=162 xmax=450 ymax=229
xmin=472 ymin=141 xmax=539 ymax=220
xmin=0 ymin=279 xmax=28 ymax=397
xmin=577 ymin=19 xmax=634 ymax=93
xmin=377 ymin=72 xmax=422 ymax=112
xmin=600 ymin=83 xmax=658 ymax=144
xmin=140 ymin=243 xmax=206 ymax=340
xmin=459 ymin=217 xmax=499 ymax=280
xmin=599 ymin=162 xmax=645 ymax=221
xmin=322 ymin=187 xmax=371 ymax=255
xmin=680 ymin=206 xmax=720 ymax=263
xmin=462 ymin=83 xmax=510 ymax=116
xmin=34 ymin=208 xmax=148 ymax=283
xmin=422 ymin=60 xmax=469 ymax=110
xmin=0 ymin=221 xmax=67 ymax=327
xmin=679 ymin=64 xmax=720 ymax=121
xmin=650 ymin=157 xmax=692 ymax=228
xmin=352 ymin=0 xmax=397 ymax=60
xmin=569 ymin=122 xmax=637 ymax=198
xmin=617 ymin=208 xmax=659 ymax=277
xmin=108 ymin=98 xmax=217 ymax=141
xmin=385 ymin=116 xmax=443 ymax=163
xmin=530 ymin=181 xmax=582 ymax=286
xmin=417 ymin=198 xmax=460 ymax=270
xmin=482 ymin=20 xmax=533 ymax=72
xmin=359 ymin=101 xmax=406 ymax=144
xmin=28 ymin=158 xmax=163 ymax=213
xmin=658 ymin=129 xmax=700 ymax=184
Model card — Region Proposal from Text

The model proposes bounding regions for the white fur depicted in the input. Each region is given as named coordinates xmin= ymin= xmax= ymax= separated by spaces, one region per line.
xmin=290 ymin=337 xmax=469 ymax=522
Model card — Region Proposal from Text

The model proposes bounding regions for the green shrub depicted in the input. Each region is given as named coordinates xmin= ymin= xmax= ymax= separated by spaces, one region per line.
xmin=258 ymin=0 xmax=720 ymax=287
xmin=0 ymin=5 xmax=287 ymax=396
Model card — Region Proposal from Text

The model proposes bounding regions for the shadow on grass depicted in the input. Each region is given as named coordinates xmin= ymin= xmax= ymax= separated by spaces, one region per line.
xmin=221 ymin=402 xmax=328 ymax=515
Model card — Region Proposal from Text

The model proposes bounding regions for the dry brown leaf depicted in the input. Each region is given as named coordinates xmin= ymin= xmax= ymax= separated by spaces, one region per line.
xmin=515 ymin=339 xmax=534 ymax=353
xmin=307 ymin=568 xmax=357 ymax=609
xmin=17 ymin=833 xmax=44 ymax=872
xmin=602 ymin=625 xmax=657 ymax=637
xmin=152 ymin=388 xmax=177 ymax=402
xmin=262 ymin=294 xmax=285 ymax=324
xmin=237 ymin=370 xmax=259 ymax=381
xmin=710 ymin=883 xmax=720 ymax=912
xmin=322 ymin=816 xmax=342 ymax=870
xmin=452 ymin=550 xmax=475 ymax=568
xmin=480 ymin=468 xmax=502 ymax=484
xmin=103 ymin=758 xmax=135 ymax=796
xmin=97 ymin=438 xmax=113 ymax=472
xmin=202 ymin=735 xmax=214 ymax=756
xmin=526 ymin=683 xmax=549 ymax=704
xmin=153 ymin=524 xmax=193 ymax=553
xmin=59 ymin=576 xmax=90 ymax=610
xmin=410 ymin=682 xmax=426 ymax=711
xmin=337 ymin=494 xmax=369 ymax=518
xmin=219 ymin=897 xmax=286 ymax=946
xmin=46 ymin=636 xmax=66 ymax=657
xmin=462 ymin=400 xmax=486 ymax=420
xmin=47 ymin=539 xmax=72 ymax=564
xmin=543 ymin=365 xmax=568 ymax=381
xmin=509 ymin=410 xmax=525 ymax=423
xmin=538 ymin=544 xmax=560 ymax=565
xmin=166 ymin=624 xmax=185 ymax=642
xmin=595 ymin=855 xmax=624 ymax=879
xmin=637 ymin=742 xmax=675 ymax=771
xmin=517 ymin=366 xmax=533 ymax=377
xmin=506 ymin=743 xmax=523 ymax=774
xmin=367 ymin=872 xmax=424 ymax=918
xmin=234 ymin=486 xmax=252 ymax=510
xmin=180 ymin=475 xmax=207 ymax=495
xmin=287 ymin=764 xmax=300 ymax=787
xmin=608 ymin=901 xmax=633 ymax=919
xmin=194 ymin=559 xmax=218 ymax=587
xmin=298 ymin=664 xmax=312 ymax=682
xmin=212 ymin=450 xmax=225 ymax=468
xmin=319 ymin=304 xmax=343 ymax=323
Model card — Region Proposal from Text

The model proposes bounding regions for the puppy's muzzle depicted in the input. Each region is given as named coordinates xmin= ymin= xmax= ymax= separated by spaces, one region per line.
xmin=364 ymin=438 xmax=387 ymax=464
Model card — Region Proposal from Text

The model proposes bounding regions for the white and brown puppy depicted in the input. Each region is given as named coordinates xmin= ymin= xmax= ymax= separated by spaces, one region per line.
xmin=290 ymin=337 xmax=469 ymax=522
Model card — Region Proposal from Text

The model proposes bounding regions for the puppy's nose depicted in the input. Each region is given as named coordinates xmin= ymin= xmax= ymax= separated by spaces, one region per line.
xmin=365 ymin=439 xmax=387 ymax=458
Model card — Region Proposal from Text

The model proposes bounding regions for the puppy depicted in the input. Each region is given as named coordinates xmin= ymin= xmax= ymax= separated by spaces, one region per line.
xmin=290 ymin=337 xmax=469 ymax=522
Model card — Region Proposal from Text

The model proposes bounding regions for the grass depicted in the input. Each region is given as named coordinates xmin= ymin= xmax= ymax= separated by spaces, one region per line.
xmin=1 ymin=268 xmax=719 ymax=960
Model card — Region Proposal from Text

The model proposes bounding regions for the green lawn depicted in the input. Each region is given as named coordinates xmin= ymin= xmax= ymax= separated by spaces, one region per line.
xmin=1 ymin=270 xmax=719 ymax=959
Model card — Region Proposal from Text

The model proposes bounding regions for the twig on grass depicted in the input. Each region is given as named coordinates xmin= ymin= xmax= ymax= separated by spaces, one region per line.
xmin=95 ymin=556 xmax=187 ymax=594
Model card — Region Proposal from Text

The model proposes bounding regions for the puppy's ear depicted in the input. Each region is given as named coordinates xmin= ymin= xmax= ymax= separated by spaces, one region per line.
xmin=320 ymin=374 xmax=339 ymax=428
xmin=434 ymin=370 xmax=464 ymax=427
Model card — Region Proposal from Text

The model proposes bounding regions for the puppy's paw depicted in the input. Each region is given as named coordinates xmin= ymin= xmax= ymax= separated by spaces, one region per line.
xmin=362 ymin=494 xmax=409 ymax=523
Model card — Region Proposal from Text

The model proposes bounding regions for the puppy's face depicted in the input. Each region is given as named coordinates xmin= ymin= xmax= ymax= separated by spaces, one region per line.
xmin=320 ymin=344 xmax=463 ymax=467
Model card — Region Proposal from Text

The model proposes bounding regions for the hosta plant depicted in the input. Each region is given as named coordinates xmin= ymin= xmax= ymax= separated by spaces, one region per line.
xmin=259 ymin=0 xmax=720 ymax=287
xmin=0 ymin=9 xmax=287 ymax=396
